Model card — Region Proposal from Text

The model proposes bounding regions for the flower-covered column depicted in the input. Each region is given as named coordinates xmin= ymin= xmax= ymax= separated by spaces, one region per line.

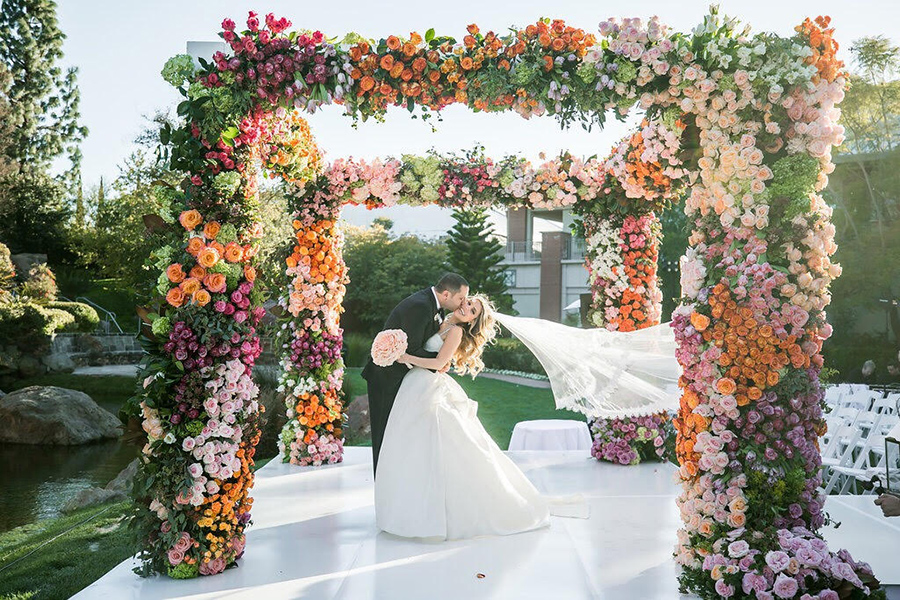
xmin=672 ymin=16 xmax=879 ymax=598
xmin=277 ymin=178 xmax=348 ymax=466
xmin=575 ymin=119 xmax=684 ymax=465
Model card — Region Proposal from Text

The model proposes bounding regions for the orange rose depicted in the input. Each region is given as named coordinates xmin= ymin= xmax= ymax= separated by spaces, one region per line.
xmin=166 ymin=263 xmax=186 ymax=284
xmin=203 ymin=221 xmax=221 ymax=239
xmin=690 ymin=312 xmax=710 ymax=331
xmin=379 ymin=54 xmax=394 ymax=71
xmin=386 ymin=36 xmax=401 ymax=51
xmin=193 ymin=289 xmax=211 ymax=307
xmin=360 ymin=76 xmax=375 ymax=91
xmin=178 ymin=209 xmax=203 ymax=231
xmin=224 ymin=242 xmax=244 ymax=263
xmin=166 ymin=287 xmax=185 ymax=307
xmin=716 ymin=378 xmax=737 ymax=395
xmin=186 ymin=237 xmax=204 ymax=256
xmin=243 ymin=265 xmax=257 ymax=283
xmin=204 ymin=273 xmax=227 ymax=293
xmin=189 ymin=265 xmax=207 ymax=280
xmin=460 ymin=57 xmax=474 ymax=70
xmin=180 ymin=277 xmax=201 ymax=296
xmin=198 ymin=246 xmax=220 ymax=268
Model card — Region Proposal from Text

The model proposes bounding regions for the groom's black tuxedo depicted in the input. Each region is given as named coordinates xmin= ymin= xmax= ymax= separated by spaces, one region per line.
xmin=362 ymin=288 xmax=442 ymax=476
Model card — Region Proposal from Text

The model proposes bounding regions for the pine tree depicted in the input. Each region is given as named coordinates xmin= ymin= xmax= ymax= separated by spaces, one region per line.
xmin=95 ymin=176 xmax=106 ymax=227
xmin=0 ymin=0 xmax=88 ymax=185
xmin=74 ymin=178 xmax=85 ymax=229
xmin=446 ymin=207 xmax=515 ymax=314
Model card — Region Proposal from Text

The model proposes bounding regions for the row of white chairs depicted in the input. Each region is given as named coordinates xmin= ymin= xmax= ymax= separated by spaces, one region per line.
xmin=820 ymin=388 xmax=899 ymax=494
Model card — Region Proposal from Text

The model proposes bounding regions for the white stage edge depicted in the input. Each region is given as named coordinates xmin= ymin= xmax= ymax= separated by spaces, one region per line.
xmin=73 ymin=447 xmax=900 ymax=599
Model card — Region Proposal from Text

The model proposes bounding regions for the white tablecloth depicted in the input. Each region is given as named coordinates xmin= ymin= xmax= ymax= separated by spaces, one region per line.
xmin=508 ymin=419 xmax=593 ymax=451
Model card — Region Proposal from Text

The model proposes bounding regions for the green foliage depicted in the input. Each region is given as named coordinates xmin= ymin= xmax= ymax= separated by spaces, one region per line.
xmin=0 ymin=0 xmax=88 ymax=186
xmin=17 ymin=263 xmax=57 ymax=302
xmin=659 ymin=205 xmax=689 ymax=321
xmin=45 ymin=301 xmax=99 ymax=333
xmin=342 ymin=332 xmax=372 ymax=368
xmin=446 ymin=207 xmax=514 ymax=313
xmin=342 ymin=224 xmax=449 ymax=335
xmin=0 ymin=302 xmax=73 ymax=350
xmin=0 ymin=171 xmax=71 ymax=257
xmin=481 ymin=337 xmax=546 ymax=375
xmin=0 ymin=242 xmax=15 ymax=298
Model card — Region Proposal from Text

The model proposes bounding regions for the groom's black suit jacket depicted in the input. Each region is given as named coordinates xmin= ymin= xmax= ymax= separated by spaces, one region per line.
xmin=362 ymin=288 xmax=441 ymax=475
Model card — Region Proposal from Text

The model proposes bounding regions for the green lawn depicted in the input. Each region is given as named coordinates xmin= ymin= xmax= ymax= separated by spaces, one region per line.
xmin=0 ymin=501 xmax=132 ymax=600
xmin=343 ymin=367 xmax=584 ymax=450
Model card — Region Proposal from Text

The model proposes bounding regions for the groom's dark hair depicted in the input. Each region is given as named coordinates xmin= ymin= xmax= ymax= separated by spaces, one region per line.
xmin=435 ymin=273 xmax=469 ymax=293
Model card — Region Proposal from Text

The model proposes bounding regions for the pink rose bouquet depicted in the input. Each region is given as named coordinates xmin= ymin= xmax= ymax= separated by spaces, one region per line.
xmin=370 ymin=329 xmax=408 ymax=367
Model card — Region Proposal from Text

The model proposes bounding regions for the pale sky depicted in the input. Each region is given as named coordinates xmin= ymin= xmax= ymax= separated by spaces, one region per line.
xmin=56 ymin=0 xmax=899 ymax=236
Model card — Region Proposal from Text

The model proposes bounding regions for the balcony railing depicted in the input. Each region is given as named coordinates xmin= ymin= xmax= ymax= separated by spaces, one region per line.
xmin=502 ymin=237 xmax=585 ymax=263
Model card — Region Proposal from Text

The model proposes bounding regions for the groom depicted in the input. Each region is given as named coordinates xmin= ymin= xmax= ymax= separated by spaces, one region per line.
xmin=362 ymin=273 xmax=469 ymax=476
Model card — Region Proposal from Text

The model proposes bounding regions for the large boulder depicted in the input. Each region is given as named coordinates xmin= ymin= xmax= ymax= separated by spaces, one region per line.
xmin=62 ymin=458 xmax=138 ymax=513
xmin=0 ymin=385 xmax=122 ymax=444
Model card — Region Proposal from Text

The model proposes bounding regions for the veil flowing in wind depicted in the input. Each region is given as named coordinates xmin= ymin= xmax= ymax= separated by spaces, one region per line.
xmin=494 ymin=313 xmax=682 ymax=418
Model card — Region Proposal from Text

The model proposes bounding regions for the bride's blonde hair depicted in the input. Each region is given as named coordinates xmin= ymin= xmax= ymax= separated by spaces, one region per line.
xmin=453 ymin=294 xmax=499 ymax=377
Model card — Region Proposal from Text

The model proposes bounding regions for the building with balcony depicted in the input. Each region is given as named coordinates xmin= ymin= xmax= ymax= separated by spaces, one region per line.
xmin=499 ymin=207 xmax=590 ymax=322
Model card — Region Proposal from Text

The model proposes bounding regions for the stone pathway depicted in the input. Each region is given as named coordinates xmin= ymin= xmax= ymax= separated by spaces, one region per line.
xmin=72 ymin=365 xmax=138 ymax=377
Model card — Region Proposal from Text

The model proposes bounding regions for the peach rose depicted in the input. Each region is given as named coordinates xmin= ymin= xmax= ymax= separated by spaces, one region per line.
xmin=166 ymin=287 xmax=185 ymax=307
xmin=179 ymin=209 xmax=203 ymax=231
xmin=186 ymin=237 xmax=204 ymax=256
xmin=180 ymin=277 xmax=201 ymax=296
xmin=203 ymin=221 xmax=221 ymax=239
xmin=243 ymin=265 xmax=256 ymax=283
xmin=166 ymin=263 xmax=186 ymax=284
xmin=193 ymin=289 xmax=211 ymax=306
xmin=224 ymin=242 xmax=244 ymax=263
xmin=198 ymin=247 xmax=220 ymax=268
xmin=204 ymin=273 xmax=227 ymax=294
xmin=189 ymin=265 xmax=207 ymax=280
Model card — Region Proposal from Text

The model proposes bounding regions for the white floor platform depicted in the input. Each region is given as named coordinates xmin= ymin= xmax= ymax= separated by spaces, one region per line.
xmin=74 ymin=447 xmax=900 ymax=599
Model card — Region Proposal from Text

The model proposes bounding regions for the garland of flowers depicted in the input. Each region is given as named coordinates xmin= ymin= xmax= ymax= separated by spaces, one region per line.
xmin=145 ymin=10 xmax=879 ymax=595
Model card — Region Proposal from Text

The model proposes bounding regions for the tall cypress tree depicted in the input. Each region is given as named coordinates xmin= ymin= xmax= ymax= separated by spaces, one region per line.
xmin=446 ymin=207 xmax=515 ymax=314
xmin=0 ymin=0 xmax=85 ymax=255
xmin=0 ymin=0 xmax=87 ymax=184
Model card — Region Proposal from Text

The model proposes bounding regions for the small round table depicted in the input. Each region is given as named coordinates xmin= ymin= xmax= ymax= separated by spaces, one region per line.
xmin=508 ymin=419 xmax=593 ymax=451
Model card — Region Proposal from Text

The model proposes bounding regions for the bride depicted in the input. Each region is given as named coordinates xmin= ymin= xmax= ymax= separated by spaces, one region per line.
xmin=374 ymin=295 xmax=551 ymax=540
xmin=374 ymin=294 xmax=681 ymax=540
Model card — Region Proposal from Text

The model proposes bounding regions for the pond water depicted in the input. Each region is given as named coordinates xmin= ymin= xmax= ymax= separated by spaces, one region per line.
xmin=0 ymin=439 xmax=140 ymax=533
xmin=0 ymin=388 xmax=140 ymax=534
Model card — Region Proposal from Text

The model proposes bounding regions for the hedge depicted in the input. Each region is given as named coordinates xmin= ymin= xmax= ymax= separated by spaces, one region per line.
xmin=46 ymin=301 xmax=100 ymax=333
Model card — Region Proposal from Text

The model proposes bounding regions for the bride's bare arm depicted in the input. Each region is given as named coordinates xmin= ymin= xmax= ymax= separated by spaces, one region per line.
xmin=399 ymin=326 xmax=462 ymax=371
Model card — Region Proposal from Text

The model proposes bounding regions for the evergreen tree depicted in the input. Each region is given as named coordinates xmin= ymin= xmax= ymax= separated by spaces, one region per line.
xmin=0 ymin=0 xmax=87 ymax=184
xmin=74 ymin=178 xmax=85 ymax=229
xmin=446 ymin=207 xmax=514 ymax=313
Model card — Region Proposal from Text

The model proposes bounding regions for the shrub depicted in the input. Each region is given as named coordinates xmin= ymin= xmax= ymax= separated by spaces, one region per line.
xmin=19 ymin=263 xmax=58 ymax=302
xmin=343 ymin=332 xmax=372 ymax=368
xmin=0 ymin=302 xmax=74 ymax=350
xmin=482 ymin=337 xmax=546 ymax=375
xmin=0 ymin=241 xmax=14 ymax=294
xmin=46 ymin=301 xmax=100 ymax=333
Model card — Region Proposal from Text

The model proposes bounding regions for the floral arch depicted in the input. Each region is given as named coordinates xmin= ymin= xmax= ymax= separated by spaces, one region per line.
xmin=133 ymin=8 xmax=880 ymax=598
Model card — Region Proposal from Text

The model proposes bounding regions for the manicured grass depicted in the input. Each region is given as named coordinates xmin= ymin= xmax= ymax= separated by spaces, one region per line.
xmin=343 ymin=367 xmax=584 ymax=450
xmin=0 ymin=501 xmax=132 ymax=600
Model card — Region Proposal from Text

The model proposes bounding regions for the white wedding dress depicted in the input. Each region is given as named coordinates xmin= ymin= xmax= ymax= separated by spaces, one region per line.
xmin=374 ymin=332 xmax=551 ymax=540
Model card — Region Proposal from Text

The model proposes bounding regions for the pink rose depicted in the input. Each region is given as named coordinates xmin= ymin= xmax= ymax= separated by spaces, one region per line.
xmin=199 ymin=556 xmax=227 ymax=576
xmin=174 ymin=532 xmax=192 ymax=553
xmin=370 ymin=329 xmax=408 ymax=367
xmin=167 ymin=548 xmax=185 ymax=566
